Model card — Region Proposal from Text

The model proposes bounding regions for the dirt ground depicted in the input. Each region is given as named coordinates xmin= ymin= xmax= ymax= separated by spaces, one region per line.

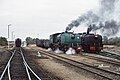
xmin=36 ymin=58 xmax=97 ymax=80
xmin=30 ymin=45 xmax=113 ymax=69
xmin=28 ymin=45 xmax=109 ymax=80
xmin=0 ymin=48 xmax=11 ymax=75
xmin=103 ymin=45 xmax=120 ymax=54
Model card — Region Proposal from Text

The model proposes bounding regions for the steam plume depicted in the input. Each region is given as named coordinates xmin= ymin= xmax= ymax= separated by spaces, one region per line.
xmin=66 ymin=0 xmax=120 ymax=36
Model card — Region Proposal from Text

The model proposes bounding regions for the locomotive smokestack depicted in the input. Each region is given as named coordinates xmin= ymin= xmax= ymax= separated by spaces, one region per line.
xmin=87 ymin=28 xmax=90 ymax=34
xmin=87 ymin=25 xmax=92 ymax=34
xmin=65 ymin=30 xmax=68 ymax=33
xmin=87 ymin=27 xmax=90 ymax=34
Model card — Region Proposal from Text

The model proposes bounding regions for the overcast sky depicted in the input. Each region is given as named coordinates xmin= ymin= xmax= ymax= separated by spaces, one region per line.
xmin=0 ymin=0 xmax=99 ymax=40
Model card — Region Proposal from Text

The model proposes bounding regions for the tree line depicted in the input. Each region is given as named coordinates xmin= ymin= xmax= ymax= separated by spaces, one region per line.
xmin=0 ymin=36 xmax=36 ymax=46
xmin=25 ymin=37 xmax=36 ymax=45
xmin=103 ymin=36 xmax=120 ymax=46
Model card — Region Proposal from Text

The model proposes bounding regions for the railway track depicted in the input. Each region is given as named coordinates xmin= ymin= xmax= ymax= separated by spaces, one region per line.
xmin=0 ymin=47 xmax=41 ymax=80
xmin=79 ymin=50 xmax=120 ymax=67
xmin=36 ymin=49 xmax=120 ymax=80
xmin=81 ymin=53 xmax=120 ymax=66
xmin=99 ymin=51 xmax=120 ymax=60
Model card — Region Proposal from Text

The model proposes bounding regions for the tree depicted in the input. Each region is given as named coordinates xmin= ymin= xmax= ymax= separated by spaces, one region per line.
xmin=25 ymin=37 xmax=36 ymax=45
xmin=0 ymin=37 xmax=7 ymax=46
xmin=26 ymin=37 xmax=33 ymax=45
xmin=103 ymin=36 xmax=108 ymax=44
xmin=107 ymin=37 xmax=120 ymax=46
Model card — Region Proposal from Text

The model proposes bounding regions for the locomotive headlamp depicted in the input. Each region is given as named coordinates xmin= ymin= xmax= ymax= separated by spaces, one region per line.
xmin=95 ymin=35 xmax=98 ymax=37
xmin=94 ymin=35 xmax=98 ymax=39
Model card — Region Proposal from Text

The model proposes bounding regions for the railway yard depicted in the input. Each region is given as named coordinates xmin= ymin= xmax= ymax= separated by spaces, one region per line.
xmin=1 ymin=0 xmax=120 ymax=80
xmin=0 ymin=45 xmax=120 ymax=80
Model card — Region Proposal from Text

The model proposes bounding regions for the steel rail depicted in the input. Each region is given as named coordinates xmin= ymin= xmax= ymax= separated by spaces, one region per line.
xmin=20 ymin=48 xmax=32 ymax=80
xmin=20 ymin=48 xmax=41 ymax=80
xmin=103 ymin=50 xmax=120 ymax=56
xmin=26 ymin=63 xmax=42 ymax=80
xmin=38 ymin=50 xmax=120 ymax=80
xmin=8 ymin=63 xmax=11 ymax=80
xmin=81 ymin=53 xmax=120 ymax=66
xmin=0 ymin=48 xmax=41 ymax=80
xmin=24 ymin=62 xmax=31 ymax=80
xmin=0 ymin=50 xmax=16 ymax=80
xmin=99 ymin=51 xmax=120 ymax=60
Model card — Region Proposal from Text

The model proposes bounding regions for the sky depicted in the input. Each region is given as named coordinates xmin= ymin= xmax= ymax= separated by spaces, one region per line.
xmin=0 ymin=0 xmax=99 ymax=40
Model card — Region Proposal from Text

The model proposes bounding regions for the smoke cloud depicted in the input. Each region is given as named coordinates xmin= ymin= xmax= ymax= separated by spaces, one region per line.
xmin=66 ymin=0 xmax=120 ymax=36
xmin=89 ymin=20 xmax=120 ymax=36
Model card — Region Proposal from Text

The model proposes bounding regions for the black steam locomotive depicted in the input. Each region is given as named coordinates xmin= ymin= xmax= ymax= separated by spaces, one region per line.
xmin=15 ymin=38 xmax=22 ymax=47
xmin=81 ymin=33 xmax=103 ymax=53
xmin=80 ymin=27 xmax=103 ymax=53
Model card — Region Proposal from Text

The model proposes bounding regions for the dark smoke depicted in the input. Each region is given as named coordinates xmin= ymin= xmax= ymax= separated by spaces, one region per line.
xmin=89 ymin=20 xmax=120 ymax=36
xmin=66 ymin=0 xmax=120 ymax=36
xmin=66 ymin=11 xmax=99 ymax=31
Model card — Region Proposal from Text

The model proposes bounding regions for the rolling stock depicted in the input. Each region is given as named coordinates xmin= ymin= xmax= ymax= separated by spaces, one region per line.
xmin=49 ymin=32 xmax=82 ymax=52
xmin=81 ymin=33 xmax=103 ymax=53
xmin=15 ymin=38 xmax=22 ymax=47
xmin=36 ymin=30 xmax=103 ymax=53
xmin=36 ymin=39 xmax=50 ymax=49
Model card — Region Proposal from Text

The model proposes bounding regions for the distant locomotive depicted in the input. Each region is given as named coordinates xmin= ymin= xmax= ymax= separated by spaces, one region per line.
xmin=15 ymin=38 xmax=22 ymax=47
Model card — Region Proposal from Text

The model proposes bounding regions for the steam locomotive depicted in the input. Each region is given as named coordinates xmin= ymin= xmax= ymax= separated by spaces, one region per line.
xmin=81 ymin=33 xmax=103 ymax=53
xmin=49 ymin=32 xmax=82 ymax=53
xmin=36 ymin=30 xmax=103 ymax=53
xmin=15 ymin=38 xmax=22 ymax=47
xmin=81 ymin=27 xmax=103 ymax=53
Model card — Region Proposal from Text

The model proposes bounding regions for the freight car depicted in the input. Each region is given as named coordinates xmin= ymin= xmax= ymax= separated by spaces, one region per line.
xmin=36 ymin=39 xmax=50 ymax=49
xmin=49 ymin=31 xmax=82 ymax=53
xmin=36 ymin=39 xmax=44 ymax=47
xmin=15 ymin=38 xmax=22 ymax=47
xmin=43 ymin=39 xmax=50 ymax=48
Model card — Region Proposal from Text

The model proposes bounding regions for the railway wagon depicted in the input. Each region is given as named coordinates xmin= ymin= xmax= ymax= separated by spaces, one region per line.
xmin=50 ymin=32 xmax=82 ymax=52
xmin=81 ymin=33 xmax=103 ymax=53
xmin=15 ymin=38 xmax=22 ymax=47
xmin=36 ymin=39 xmax=44 ymax=47
xmin=43 ymin=39 xmax=50 ymax=49
xmin=36 ymin=39 xmax=50 ymax=48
